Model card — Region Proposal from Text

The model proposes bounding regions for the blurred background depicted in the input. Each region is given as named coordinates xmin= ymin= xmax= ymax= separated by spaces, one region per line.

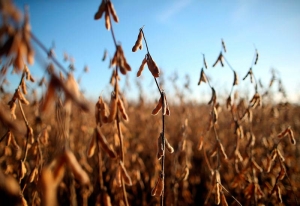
xmin=11 ymin=0 xmax=300 ymax=104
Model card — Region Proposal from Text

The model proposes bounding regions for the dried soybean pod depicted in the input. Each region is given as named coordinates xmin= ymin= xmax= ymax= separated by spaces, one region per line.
xmin=19 ymin=160 xmax=27 ymax=181
xmin=157 ymin=133 xmax=164 ymax=160
xmin=288 ymin=127 xmax=296 ymax=145
xmin=17 ymin=89 xmax=29 ymax=105
xmin=96 ymin=127 xmax=117 ymax=159
xmin=218 ymin=141 xmax=228 ymax=160
xmin=152 ymin=96 xmax=162 ymax=115
xmin=102 ymin=192 xmax=112 ymax=206
xmin=137 ymin=57 xmax=147 ymax=77
xmin=104 ymin=8 xmax=110 ymax=30
xmin=107 ymin=92 xmax=117 ymax=123
xmin=10 ymin=134 xmax=20 ymax=150
xmin=151 ymin=176 xmax=164 ymax=197
xmin=87 ymin=134 xmax=96 ymax=158
xmin=21 ymin=78 xmax=27 ymax=95
xmin=275 ymin=185 xmax=282 ymax=203
xmin=278 ymin=163 xmax=286 ymax=180
xmin=276 ymin=149 xmax=285 ymax=162
xmin=132 ymin=44 xmax=139 ymax=53
xmin=233 ymin=71 xmax=238 ymax=86
xmin=278 ymin=128 xmax=289 ymax=138
xmin=29 ymin=167 xmax=38 ymax=183
xmin=132 ymin=29 xmax=143 ymax=52
xmin=215 ymin=170 xmax=222 ymax=204
xmin=28 ymin=126 xmax=34 ymax=144
xmin=64 ymin=150 xmax=90 ymax=185
xmin=165 ymin=138 xmax=174 ymax=153
xmin=94 ymin=0 xmax=106 ymax=20
xmin=212 ymin=53 xmax=219 ymax=67
xmin=146 ymin=55 xmax=160 ymax=78
xmin=107 ymin=1 xmax=119 ymax=23
xmin=116 ymin=166 xmax=122 ymax=187
xmin=251 ymin=159 xmax=263 ymax=172
xmin=99 ymin=97 xmax=109 ymax=124
xmin=10 ymin=101 xmax=17 ymax=119
xmin=220 ymin=55 xmax=224 ymax=67
xmin=181 ymin=166 xmax=189 ymax=181
xmin=117 ymin=98 xmax=128 ymax=121
xmin=163 ymin=93 xmax=170 ymax=116
xmin=220 ymin=193 xmax=228 ymax=206
xmin=198 ymin=68 xmax=207 ymax=85
xmin=215 ymin=183 xmax=221 ymax=205
xmin=208 ymin=87 xmax=216 ymax=105
xmin=119 ymin=160 xmax=132 ymax=186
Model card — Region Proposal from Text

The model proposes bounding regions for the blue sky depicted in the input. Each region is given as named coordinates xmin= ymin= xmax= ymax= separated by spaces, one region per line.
xmin=12 ymin=0 xmax=300 ymax=103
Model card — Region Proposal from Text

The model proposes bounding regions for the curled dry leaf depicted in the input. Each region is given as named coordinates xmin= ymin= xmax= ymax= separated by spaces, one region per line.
xmin=96 ymin=126 xmax=117 ymax=158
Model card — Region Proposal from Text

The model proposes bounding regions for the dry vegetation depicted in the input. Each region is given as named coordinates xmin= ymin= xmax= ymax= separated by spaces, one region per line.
xmin=0 ymin=1 xmax=299 ymax=206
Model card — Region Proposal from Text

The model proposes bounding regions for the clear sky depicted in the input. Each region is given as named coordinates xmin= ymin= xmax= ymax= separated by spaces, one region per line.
xmin=12 ymin=0 xmax=300 ymax=104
